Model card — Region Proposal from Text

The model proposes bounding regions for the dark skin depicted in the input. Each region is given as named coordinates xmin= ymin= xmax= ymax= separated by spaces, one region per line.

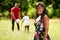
xmin=36 ymin=5 xmax=49 ymax=40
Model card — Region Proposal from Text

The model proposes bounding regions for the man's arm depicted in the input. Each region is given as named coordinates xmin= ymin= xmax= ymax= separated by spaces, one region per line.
xmin=19 ymin=12 xmax=21 ymax=19
xmin=11 ymin=7 xmax=16 ymax=20
xmin=11 ymin=12 xmax=15 ymax=20
xmin=19 ymin=8 xmax=21 ymax=19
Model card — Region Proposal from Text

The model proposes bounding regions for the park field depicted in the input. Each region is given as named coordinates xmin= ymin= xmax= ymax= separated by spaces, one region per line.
xmin=0 ymin=19 xmax=60 ymax=40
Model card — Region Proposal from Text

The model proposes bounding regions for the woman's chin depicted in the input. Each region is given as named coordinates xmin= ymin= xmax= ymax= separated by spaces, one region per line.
xmin=38 ymin=13 xmax=42 ymax=15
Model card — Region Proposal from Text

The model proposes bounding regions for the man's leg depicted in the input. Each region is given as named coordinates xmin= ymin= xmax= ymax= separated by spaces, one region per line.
xmin=12 ymin=19 xmax=15 ymax=31
xmin=17 ymin=23 xmax=20 ymax=31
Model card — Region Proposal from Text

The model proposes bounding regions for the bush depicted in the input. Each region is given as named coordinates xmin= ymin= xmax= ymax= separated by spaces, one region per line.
xmin=46 ymin=4 xmax=54 ymax=18
xmin=3 ymin=11 xmax=9 ymax=17
xmin=27 ymin=6 xmax=36 ymax=18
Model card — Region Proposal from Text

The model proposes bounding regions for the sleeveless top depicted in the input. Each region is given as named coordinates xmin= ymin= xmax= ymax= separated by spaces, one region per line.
xmin=34 ymin=15 xmax=45 ymax=32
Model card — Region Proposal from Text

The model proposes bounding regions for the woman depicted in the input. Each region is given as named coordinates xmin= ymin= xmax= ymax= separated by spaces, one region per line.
xmin=34 ymin=2 xmax=49 ymax=40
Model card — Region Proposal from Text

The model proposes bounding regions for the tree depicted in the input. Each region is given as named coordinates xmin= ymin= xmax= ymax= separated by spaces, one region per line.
xmin=0 ymin=0 xmax=60 ymax=18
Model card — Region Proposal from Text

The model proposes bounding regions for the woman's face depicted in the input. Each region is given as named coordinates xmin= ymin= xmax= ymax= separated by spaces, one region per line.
xmin=37 ymin=5 xmax=44 ymax=15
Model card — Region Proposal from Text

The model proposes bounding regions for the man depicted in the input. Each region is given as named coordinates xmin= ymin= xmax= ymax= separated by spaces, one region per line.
xmin=11 ymin=3 xmax=21 ymax=31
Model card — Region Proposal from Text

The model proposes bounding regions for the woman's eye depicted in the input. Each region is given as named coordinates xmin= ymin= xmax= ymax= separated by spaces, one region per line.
xmin=38 ymin=7 xmax=41 ymax=10
xmin=39 ymin=7 xmax=41 ymax=9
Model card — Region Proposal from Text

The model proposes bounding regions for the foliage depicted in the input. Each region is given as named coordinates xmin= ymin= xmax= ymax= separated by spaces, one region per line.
xmin=0 ymin=0 xmax=60 ymax=18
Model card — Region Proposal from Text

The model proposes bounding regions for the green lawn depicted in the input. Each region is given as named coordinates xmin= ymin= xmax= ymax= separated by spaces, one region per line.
xmin=0 ymin=19 xmax=60 ymax=40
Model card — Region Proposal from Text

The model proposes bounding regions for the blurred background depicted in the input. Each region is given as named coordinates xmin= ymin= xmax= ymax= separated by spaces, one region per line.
xmin=0 ymin=0 xmax=60 ymax=19
xmin=0 ymin=0 xmax=60 ymax=40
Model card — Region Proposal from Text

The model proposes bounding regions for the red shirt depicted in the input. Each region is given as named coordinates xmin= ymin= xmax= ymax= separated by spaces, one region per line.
xmin=11 ymin=7 xmax=20 ymax=19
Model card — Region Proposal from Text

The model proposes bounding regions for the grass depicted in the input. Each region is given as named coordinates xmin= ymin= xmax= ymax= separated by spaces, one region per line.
xmin=0 ymin=19 xmax=60 ymax=40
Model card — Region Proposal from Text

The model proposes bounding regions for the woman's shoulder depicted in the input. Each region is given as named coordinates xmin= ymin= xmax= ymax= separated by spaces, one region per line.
xmin=43 ymin=14 xmax=49 ymax=21
xmin=43 ymin=15 xmax=48 ymax=18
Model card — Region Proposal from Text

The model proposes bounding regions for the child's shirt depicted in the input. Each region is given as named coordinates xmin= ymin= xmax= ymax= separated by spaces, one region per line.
xmin=23 ymin=16 xmax=30 ymax=26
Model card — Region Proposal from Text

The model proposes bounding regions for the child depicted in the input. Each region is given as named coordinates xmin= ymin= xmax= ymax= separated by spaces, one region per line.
xmin=22 ymin=11 xmax=30 ymax=32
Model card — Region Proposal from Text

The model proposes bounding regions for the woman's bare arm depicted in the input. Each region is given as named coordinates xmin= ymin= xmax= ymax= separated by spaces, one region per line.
xmin=43 ymin=15 xmax=49 ymax=40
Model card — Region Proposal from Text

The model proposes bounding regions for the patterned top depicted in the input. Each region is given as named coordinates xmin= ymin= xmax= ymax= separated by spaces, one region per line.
xmin=34 ymin=15 xmax=44 ymax=32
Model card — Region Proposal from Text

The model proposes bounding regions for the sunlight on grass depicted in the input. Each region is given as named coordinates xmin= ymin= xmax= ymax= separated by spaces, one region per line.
xmin=0 ymin=19 xmax=60 ymax=40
